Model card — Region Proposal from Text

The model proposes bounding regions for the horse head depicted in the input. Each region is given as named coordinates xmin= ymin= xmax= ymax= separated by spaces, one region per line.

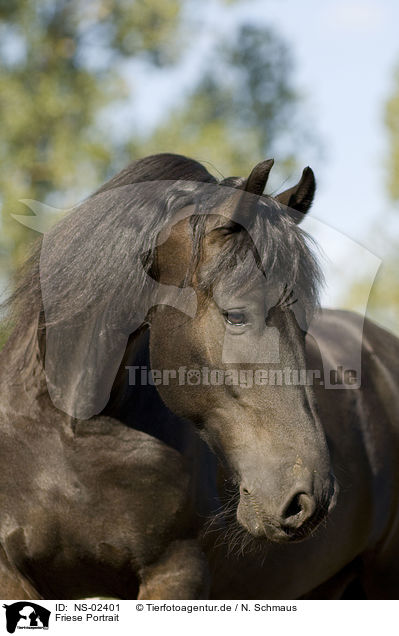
xmin=148 ymin=159 xmax=337 ymax=542
xmin=37 ymin=153 xmax=337 ymax=543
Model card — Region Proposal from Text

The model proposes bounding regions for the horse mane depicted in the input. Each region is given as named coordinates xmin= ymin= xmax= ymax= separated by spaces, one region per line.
xmin=94 ymin=153 xmax=216 ymax=194
xmin=4 ymin=154 xmax=217 ymax=332
xmin=4 ymin=151 xmax=322 ymax=349
xmin=192 ymin=194 xmax=323 ymax=322
xmin=0 ymin=153 xmax=323 ymax=420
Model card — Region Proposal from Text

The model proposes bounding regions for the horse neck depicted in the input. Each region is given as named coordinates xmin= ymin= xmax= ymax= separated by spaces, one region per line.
xmin=104 ymin=323 xmax=220 ymax=514
xmin=104 ymin=325 xmax=200 ymax=453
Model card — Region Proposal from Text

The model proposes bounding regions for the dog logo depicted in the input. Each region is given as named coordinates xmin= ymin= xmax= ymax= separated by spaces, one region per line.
xmin=3 ymin=602 xmax=50 ymax=633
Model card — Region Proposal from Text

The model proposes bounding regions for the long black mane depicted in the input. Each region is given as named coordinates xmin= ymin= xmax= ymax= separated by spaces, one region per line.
xmin=6 ymin=153 xmax=321 ymax=331
xmin=5 ymin=154 xmax=216 ymax=330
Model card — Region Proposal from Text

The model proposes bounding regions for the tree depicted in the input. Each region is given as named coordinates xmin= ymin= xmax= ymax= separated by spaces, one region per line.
xmin=386 ymin=65 xmax=399 ymax=201
xmin=0 ymin=0 xmax=184 ymax=273
xmin=0 ymin=1 xmax=309 ymax=279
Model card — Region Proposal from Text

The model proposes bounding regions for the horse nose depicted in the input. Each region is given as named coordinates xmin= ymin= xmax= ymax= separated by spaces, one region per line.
xmin=280 ymin=490 xmax=316 ymax=529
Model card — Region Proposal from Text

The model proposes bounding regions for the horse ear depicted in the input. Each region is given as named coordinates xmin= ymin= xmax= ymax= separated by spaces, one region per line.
xmin=244 ymin=158 xmax=274 ymax=195
xmin=276 ymin=167 xmax=316 ymax=223
xmin=224 ymin=159 xmax=274 ymax=228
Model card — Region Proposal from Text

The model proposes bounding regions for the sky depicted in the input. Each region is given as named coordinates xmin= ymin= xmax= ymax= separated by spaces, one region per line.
xmin=252 ymin=0 xmax=399 ymax=234
xmin=250 ymin=0 xmax=399 ymax=312
xmin=124 ymin=0 xmax=399 ymax=316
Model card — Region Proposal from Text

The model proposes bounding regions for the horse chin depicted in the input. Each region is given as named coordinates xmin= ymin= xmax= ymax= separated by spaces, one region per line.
xmin=239 ymin=518 xmax=323 ymax=544
xmin=239 ymin=520 xmax=314 ymax=544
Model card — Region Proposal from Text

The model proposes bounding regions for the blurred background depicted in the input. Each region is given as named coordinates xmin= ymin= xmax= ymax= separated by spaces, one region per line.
xmin=0 ymin=0 xmax=398 ymax=335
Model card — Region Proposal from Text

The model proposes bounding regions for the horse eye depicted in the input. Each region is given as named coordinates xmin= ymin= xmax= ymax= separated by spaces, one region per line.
xmin=223 ymin=311 xmax=248 ymax=326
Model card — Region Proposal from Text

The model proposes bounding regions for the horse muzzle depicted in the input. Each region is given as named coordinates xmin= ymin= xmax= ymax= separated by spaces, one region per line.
xmin=237 ymin=473 xmax=339 ymax=543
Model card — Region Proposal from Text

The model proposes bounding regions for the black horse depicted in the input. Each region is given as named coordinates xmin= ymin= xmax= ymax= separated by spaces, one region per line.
xmin=0 ymin=153 xmax=398 ymax=599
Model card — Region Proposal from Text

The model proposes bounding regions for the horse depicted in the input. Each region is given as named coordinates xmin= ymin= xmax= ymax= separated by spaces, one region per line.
xmin=0 ymin=153 xmax=398 ymax=599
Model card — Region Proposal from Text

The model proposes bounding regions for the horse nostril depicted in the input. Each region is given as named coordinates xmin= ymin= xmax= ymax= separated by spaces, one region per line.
xmin=242 ymin=486 xmax=250 ymax=495
xmin=282 ymin=492 xmax=315 ymax=526
xmin=284 ymin=492 xmax=304 ymax=518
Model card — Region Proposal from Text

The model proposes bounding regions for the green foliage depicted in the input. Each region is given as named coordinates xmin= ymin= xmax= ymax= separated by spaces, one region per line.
xmin=104 ymin=0 xmax=182 ymax=64
xmin=343 ymin=243 xmax=399 ymax=336
xmin=385 ymin=65 xmax=399 ymax=201
xmin=0 ymin=1 xmax=308 ymax=280
xmin=0 ymin=0 xmax=184 ymax=272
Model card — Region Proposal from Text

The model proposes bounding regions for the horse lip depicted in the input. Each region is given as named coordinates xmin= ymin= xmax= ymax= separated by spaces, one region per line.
xmin=244 ymin=509 xmax=325 ymax=543
xmin=277 ymin=515 xmax=323 ymax=543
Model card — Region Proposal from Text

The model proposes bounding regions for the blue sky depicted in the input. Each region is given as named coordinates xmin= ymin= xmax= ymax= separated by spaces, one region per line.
xmin=250 ymin=0 xmax=399 ymax=312
xmin=257 ymin=0 xmax=399 ymax=234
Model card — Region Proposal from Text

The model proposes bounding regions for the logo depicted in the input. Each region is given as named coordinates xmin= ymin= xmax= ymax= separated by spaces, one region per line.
xmin=2 ymin=603 xmax=50 ymax=633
